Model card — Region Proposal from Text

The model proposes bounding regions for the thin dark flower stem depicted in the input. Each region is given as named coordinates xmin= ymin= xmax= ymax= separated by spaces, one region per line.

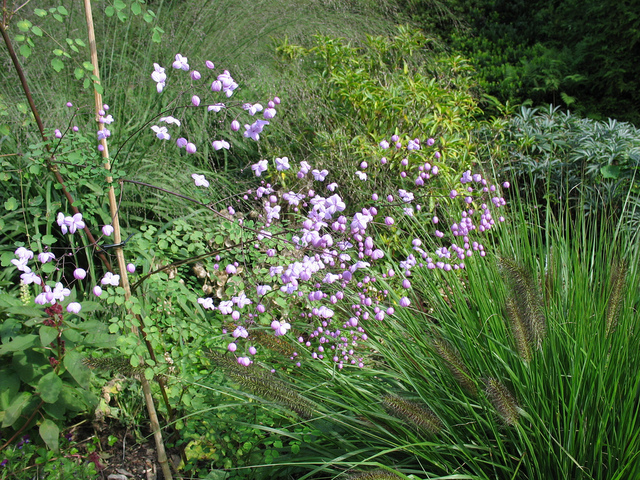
xmin=0 ymin=17 xmax=113 ymax=272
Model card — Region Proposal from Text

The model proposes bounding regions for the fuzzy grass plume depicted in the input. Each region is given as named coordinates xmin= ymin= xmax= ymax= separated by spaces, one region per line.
xmin=209 ymin=352 xmax=316 ymax=419
xmin=381 ymin=393 xmax=442 ymax=435
xmin=348 ymin=469 xmax=403 ymax=480
xmin=605 ymin=258 xmax=628 ymax=336
xmin=431 ymin=334 xmax=478 ymax=395
xmin=498 ymin=256 xmax=546 ymax=351
xmin=485 ymin=378 xmax=520 ymax=426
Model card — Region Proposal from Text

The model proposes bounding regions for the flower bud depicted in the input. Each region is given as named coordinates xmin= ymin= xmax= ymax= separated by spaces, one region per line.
xmin=231 ymin=120 xmax=240 ymax=131
xmin=126 ymin=263 xmax=136 ymax=273
xmin=191 ymin=95 xmax=201 ymax=106
xmin=102 ymin=225 xmax=114 ymax=236
xmin=74 ymin=268 xmax=87 ymax=280
xmin=190 ymin=70 xmax=201 ymax=80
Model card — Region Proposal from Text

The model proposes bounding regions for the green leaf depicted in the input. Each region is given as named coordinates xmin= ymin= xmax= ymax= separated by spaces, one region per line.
xmin=17 ymin=20 xmax=32 ymax=32
xmin=0 ymin=334 xmax=37 ymax=355
xmin=51 ymin=58 xmax=64 ymax=72
xmin=0 ymin=370 xmax=20 ymax=409
xmin=40 ymin=418 xmax=60 ymax=451
xmin=39 ymin=326 xmax=58 ymax=347
xmin=31 ymin=26 xmax=43 ymax=37
xmin=52 ymin=48 xmax=64 ymax=56
xmin=34 ymin=8 xmax=47 ymax=17
xmin=4 ymin=197 xmax=18 ymax=211
xmin=64 ymin=351 xmax=91 ymax=388
xmin=75 ymin=38 xmax=86 ymax=47
xmin=41 ymin=234 xmax=57 ymax=245
xmin=19 ymin=44 xmax=31 ymax=58
xmin=114 ymin=0 xmax=126 ymax=10
xmin=105 ymin=6 xmax=115 ymax=17
xmin=152 ymin=27 xmax=163 ymax=43
xmin=57 ymin=5 xmax=69 ymax=15
xmin=83 ymin=61 xmax=94 ymax=71
xmin=601 ymin=165 xmax=620 ymax=179
xmin=2 ymin=391 xmax=32 ymax=427
xmin=53 ymin=13 xmax=63 ymax=22
xmin=37 ymin=371 xmax=63 ymax=403
xmin=131 ymin=2 xmax=142 ymax=15
xmin=74 ymin=67 xmax=85 ymax=80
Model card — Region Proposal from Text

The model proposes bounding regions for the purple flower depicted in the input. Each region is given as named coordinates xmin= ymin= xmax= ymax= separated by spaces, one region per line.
xmin=15 ymin=247 xmax=33 ymax=260
xmin=190 ymin=70 xmax=201 ymax=80
xmin=151 ymin=125 xmax=170 ymax=140
xmin=251 ymin=159 xmax=268 ymax=176
xmin=172 ymin=53 xmax=190 ymax=71
xmin=212 ymin=140 xmax=230 ymax=150
xmin=191 ymin=95 xmax=201 ymax=106
xmin=237 ymin=356 xmax=251 ymax=366
xmin=198 ymin=297 xmax=215 ymax=309
xmin=127 ymin=263 xmax=136 ymax=273
xmin=243 ymin=120 xmax=269 ymax=141
xmin=67 ymin=302 xmax=82 ymax=314
xmin=191 ymin=174 xmax=209 ymax=187
xmin=101 ymin=272 xmax=120 ymax=286
xmin=399 ymin=296 xmax=411 ymax=307
xmin=271 ymin=320 xmax=291 ymax=336
xmin=151 ymin=63 xmax=166 ymax=92
xmin=312 ymin=169 xmax=328 ymax=181
xmin=21 ymin=272 xmax=41 ymax=285
xmin=206 ymin=60 xmax=215 ymax=69
xmin=379 ymin=140 xmax=389 ymax=149
xmin=186 ymin=143 xmax=197 ymax=154
xmin=263 ymin=107 xmax=276 ymax=119
xmin=208 ymin=103 xmax=226 ymax=112
xmin=275 ymin=156 xmax=290 ymax=171
xmin=93 ymin=285 xmax=103 ymax=297
xmin=351 ymin=212 xmax=373 ymax=232
xmin=38 ymin=252 xmax=55 ymax=263
xmin=102 ymin=224 xmax=114 ymax=236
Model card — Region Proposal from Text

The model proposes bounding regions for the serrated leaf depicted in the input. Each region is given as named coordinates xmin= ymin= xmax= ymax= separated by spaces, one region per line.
xmin=64 ymin=351 xmax=91 ymax=388
xmin=19 ymin=44 xmax=31 ymax=58
xmin=2 ymin=392 xmax=32 ymax=427
xmin=31 ymin=26 xmax=43 ymax=36
xmin=37 ymin=371 xmax=62 ymax=403
xmin=40 ymin=419 xmax=59 ymax=451
xmin=51 ymin=58 xmax=64 ymax=72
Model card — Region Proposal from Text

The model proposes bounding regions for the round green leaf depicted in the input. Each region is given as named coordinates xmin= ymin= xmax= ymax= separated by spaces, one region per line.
xmin=51 ymin=58 xmax=64 ymax=72
xmin=4 ymin=197 xmax=18 ymax=211
xmin=17 ymin=20 xmax=32 ymax=32
xmin=31 ymin=26 xmax=43 ymax=36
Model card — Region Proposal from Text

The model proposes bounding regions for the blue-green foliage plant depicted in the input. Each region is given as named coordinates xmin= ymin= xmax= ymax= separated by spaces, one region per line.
xmin=496 ymin=105 xmax=640 ymax=230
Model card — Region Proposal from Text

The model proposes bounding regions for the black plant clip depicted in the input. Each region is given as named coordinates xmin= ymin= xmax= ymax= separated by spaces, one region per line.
xmin=98 ymin=232 xmax=136 ymax=253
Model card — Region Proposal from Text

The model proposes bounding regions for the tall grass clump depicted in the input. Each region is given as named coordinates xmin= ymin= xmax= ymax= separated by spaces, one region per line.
xmin=220 ymin=191 xmax=640 ymax=479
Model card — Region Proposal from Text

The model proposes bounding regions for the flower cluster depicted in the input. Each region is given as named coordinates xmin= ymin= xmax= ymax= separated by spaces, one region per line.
xmin=148 ymin=53 xmax=280 ymax=162
xmin=194 ymin=133 xmax=508 ymax=369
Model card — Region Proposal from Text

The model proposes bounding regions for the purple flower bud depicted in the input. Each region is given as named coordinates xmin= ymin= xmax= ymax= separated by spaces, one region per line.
xmin=503 ymin=181 xmax=510 ymax=188
xmin=186 ymin=142 xmax=197 ymax=154
xmin=206 ymin=60 xmax=215 ymax=69
xmin=98 ymin=145 xmax=104 ymax=151
xmin=402 ymin=279 xmax=411 ymax=289
xmin=190 ymin=70 xmax=201 ymax=80
xmin=127 ymin=263 xmax=136 ymax=273
xmin=103 ymin=104 xmax=109 ymax=111
xmin=211 ymin=80 xmax=222 ymax=92
xmin=228 ymin=342 xmax=237 ymax=352
xmin=74 ymin=268 xmax=87 ymax=280
xmin=399 ymin=296 xmax=411 ymax=307
xmin=72 ymin=126 xmax=79 ymax=132
xmin=360 ymin=161 xmax=368 ymax=169
xmin=273 ymin=96 xmax=281 ymax=104
xmin=192 ymin=95 xmax=201 ymax=106
xmin=93 ymin=285 xmax=103 ymax=297
xmin=54 ymin=129 xmax=62 ymax=138
xmin=231 ymin=120 xmax=240 ymax=131
xmin=176 ymin=137 xmax=188 ymax=148
xmin=66 ymin=102 xmax=73 ymax=107
xmin=102 ymin=224 xmax=114 ymax=236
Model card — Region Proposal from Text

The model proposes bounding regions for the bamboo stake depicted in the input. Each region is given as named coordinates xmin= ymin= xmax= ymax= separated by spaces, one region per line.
xmin=80 ymin=1 xmax=173 ymax=478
